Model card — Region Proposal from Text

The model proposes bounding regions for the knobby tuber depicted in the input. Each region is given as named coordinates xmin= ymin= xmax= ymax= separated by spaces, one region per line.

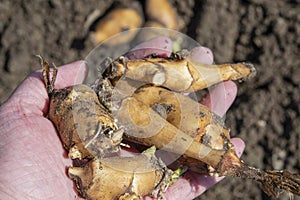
xmin=68 ymin=146 xmax=172 ymax=200
xmin=40 ymin=55 xmax=123 ymax=160
xmin=136 ymin=0 xmax=181 ymax=42
xmin=88 ymin=0 xmax=180 ymax=46
xmin=40 ymin=48 xmax=300 ymax=200
xmin=40 ymin=56 xmax=172 ymax=199
xmin=106 ymin=53 xmax=256 ymax=92
xmin=115 ymin=85 xmax=300 ymax=197
xmin=145 ymin=0 xmax=178 ymax=30
xmin=107 ymin=52 xmax=299 ymax=198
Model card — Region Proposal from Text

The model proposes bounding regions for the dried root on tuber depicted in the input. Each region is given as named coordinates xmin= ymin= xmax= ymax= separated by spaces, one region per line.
xmin=108 ymin=52 xmax=299 ymax=198
xmin=41 ymin=48 xmax=300 ymax=200
xmin=116 ymin=85 xmax=300 ymax=197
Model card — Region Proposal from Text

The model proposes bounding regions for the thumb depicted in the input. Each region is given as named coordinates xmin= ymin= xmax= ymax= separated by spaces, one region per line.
xmin=2 ymin=60 xmax=88 ymax=116
xmin=51 ymin=60 xmax=88 ymax=89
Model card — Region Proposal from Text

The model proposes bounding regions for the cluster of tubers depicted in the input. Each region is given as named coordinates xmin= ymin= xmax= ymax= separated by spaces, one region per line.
xmin=40 ymin=46 xmax=300 ymax=199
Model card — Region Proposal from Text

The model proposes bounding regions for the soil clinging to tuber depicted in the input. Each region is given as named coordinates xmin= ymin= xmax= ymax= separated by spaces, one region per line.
xmin=40 ymin=48 xmax=300 ymax=199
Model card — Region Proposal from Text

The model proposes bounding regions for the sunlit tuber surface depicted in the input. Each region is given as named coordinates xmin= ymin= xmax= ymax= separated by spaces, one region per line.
xmin=41 ymin=56 xmax=123 ymax=160
xmin=40 ymin=56 xmax=172 ymax=199
xmin=68 ymin=146 xmax=172 ymax=200
xmin=106 ymin=53 xmax=256 ymax=92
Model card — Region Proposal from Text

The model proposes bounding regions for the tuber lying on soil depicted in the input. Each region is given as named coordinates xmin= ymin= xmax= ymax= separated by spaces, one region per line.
xmin=40 ymin=47 xmax=300 ymax=199
xmin=88 ymin=0 xmax=180 ymax=46
xmin=145 ymin=0 xmax=179 ymax=30
xmin=89 ymin=6 xmax=143 ymax=46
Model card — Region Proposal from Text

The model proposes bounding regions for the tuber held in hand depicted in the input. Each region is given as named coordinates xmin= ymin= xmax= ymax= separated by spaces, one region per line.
xmin=40 ymin=56 xmax=173 ymax=199
xmin=40 ymin=47 xmax=300 ymax=200
xmin=68 ymin=146 xmax=172 ymax=200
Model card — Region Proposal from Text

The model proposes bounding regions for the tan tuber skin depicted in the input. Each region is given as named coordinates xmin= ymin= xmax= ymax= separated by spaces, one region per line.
xmin=41 ymin=47 xmax=300 ymax=199
xmin=116 ymin=85 xmax=300 ymax=197
xmin=40 ymin=56 xmax=171 ymax=200
xmin=145 ymin=0 xmax=179 ymax=30
xmin=39 ymin=55 xmax=122 ymax=160
xmin=89 ymin=0 xmax=181 ymax=46
xmin=107 ymin=53 xmax=256 ymax=93
xmin=107 ymin=52 xmax=300 ymax=197
xmin=136 ymin=0 xmax=181 ymax=42
xmin=89 ymin=7 xmax=143 ymax=46
xmin=68 ymin=147 xmax=172 ymax=200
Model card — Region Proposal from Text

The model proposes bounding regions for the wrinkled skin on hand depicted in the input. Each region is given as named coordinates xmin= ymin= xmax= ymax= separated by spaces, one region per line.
xmin=0 ymin=61 xmax=88 ymax=199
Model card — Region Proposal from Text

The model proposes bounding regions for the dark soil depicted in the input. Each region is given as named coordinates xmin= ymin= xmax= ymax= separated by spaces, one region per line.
xmin=0 ymin=0 xmax=299 ymax=199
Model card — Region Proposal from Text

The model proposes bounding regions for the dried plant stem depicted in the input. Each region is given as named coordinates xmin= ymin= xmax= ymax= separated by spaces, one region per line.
xmin=219 ymin=153 xmax=300 ymax=197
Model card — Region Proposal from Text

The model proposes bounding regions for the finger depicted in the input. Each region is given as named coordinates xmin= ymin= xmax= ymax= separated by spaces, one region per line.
xmin=50 ymin=60 xmax=88 ymax=89
xmin=199 ymin=81 xmax=237 ymax=117
xmin=162 ymin=138 xmax=245 ymax=200
xmin=125 ymin=36 xmax=173 ymax=59
xmin=3 ymin=60 xmax=88 ymax=116
xmin=189 ymin=46 xmax=214 ymax=65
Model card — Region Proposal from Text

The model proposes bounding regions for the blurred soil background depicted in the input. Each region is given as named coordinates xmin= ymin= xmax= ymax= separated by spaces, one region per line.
xmin=0 ymin=0 xmax=299 ymax=199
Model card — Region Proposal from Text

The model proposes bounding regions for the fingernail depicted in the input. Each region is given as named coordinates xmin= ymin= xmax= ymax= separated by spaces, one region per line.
xmin=127 ymin=36 xmax=173 ymax=59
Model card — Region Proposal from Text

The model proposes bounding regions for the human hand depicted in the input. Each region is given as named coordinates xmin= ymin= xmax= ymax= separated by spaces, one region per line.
xmin=0 ymin=37 xmax=245 ymax=200
xmin=0 ymin=60 xmax=88 ymax=199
